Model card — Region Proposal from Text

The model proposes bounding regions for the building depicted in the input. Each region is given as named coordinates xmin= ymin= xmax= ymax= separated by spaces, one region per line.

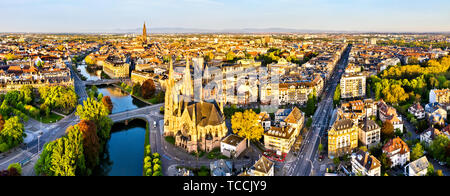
xmin=358 ymin=118 xmax=381 ymax=147
xmin=429 ymin=89 xmax=450 ymax=106
xmin=131 ymin=70 xmax=153 ymax=85
xmin=258 ymin=112 xmax=271 ymax=131
xmin=382 ymin=137 xmax=410 ymax=168
xmin=220 ymin=135 xmax=247 ymax=158
xmin=404 ymin=156 xmax=429 ymax=176
xmin=247 ymin=156 xmax=274 ymax=176
xmin=425 ymin=102 xmax=447 ymax=126
xmin=378 ymin=100 xmax=404 ymax=132
xmin=164 ymin=59 xmax=228 ymax=153
xmin=420 ymin=127 xmax=443 ymax=146
xmin=264 ymin=107 xmax=304 ymax=155
xmin=328 ymin=119 xmax=359 ymax=158
xmin=340 ymin=73 xmax=366 ymax=99
xmin=0 ymin=62 xmax=74 ymax=93
xmin=408 ymin=103 xmax=425 ymax=120
xmin=102 ymin=56 xmax=130 ymax=78
xmin=210 ymin=159 xmax=233 ymax=176
xmin=351 ymin=150 xmax=381 ymax=176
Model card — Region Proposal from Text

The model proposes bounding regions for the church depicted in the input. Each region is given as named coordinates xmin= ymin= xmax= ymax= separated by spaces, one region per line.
xmin=163 ymin=58 xmax=228 ymax=153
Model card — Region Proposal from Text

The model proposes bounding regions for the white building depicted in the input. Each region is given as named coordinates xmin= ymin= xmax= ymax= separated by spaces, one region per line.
xmin=382 ymin=137 xmax=410 ymax=168
xmin=351 ymin=150 xmax=381 ymax=176
xmin=220 ymin=135 xmax=247 ymax=159
xmin=404 ymin=156 xmax=429 ymax=176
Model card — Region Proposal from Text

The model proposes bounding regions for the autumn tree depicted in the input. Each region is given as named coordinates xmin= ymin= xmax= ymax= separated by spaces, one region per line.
xmin=0 ymin=115 xmax=5 ymax=132
xmin=231 ymin=110 xmax=264 ymax=147
xmin=77 ymin=120 xmax=100 ymax=173
xmin=76 ymin=98 xmax=112 ymax=152
xmin=141 ymin=79 xmax=156 ymax=99
xmin=381 ymin=121 xmax=395 ymax=142
xmin=101 ymin=96 xmax=114 ymax=114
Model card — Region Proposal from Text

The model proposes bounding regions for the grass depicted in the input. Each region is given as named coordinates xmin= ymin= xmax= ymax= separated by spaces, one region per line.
xmin=207 ymin=148 xmax=228 ymax=160
xmin=34 ymin=112 xmax=64 ymax=124
xmin=165 ymin=136 xmax=175 ymax=145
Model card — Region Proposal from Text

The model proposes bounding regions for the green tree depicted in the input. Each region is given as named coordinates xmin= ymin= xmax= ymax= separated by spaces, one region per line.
xmin=0 ymin=116 xmax=25 ymax=150
xmin=35 ymin=141 xmax=56 ymax=176
xmin=429 ymin=135 xmax=450 ymax=162
xmin=410 ymin=143 xmax=424 ymax=161
xmin=75 ymin=98 xmax=113 ymax=152
xmin=7 ymin=163 xmax=22 ymax=175
xmin=333 ymin=84 xmax=341 ymax=106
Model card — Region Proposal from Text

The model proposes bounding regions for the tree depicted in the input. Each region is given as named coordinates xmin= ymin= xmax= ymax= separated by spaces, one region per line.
xmin=0 ymin=115 xmax=5 ymax=132
xmin=51 ymin=127 xmax=86 ymax=176
xmin=132 ymin=83 xmax=142 ymax=97
xmin=410 ymin=143 xmax=424 ymax=161
xmin=305 ymin=91 xmax=317 ymax=117
xmin=381 ymin=121 xmax=395 ymax=141
xmin=226 ymin=51 xmax=236 ymax=62
xmin=101 ymin=96 xmax=114 ymax=114
xmin=231 ymin=110 xmax=264 ymax=147
xmin=75 ymin=98 xmax=112 ymax=152
xmin=333 ymin=84 xmax=341 ymax=106
xmin=429 ymin=135 xmax=450 ymax=162
xmin=84 ymin=55 xmax=96 ymax=66
xmin=20 ymin=85 xmax=34 ymax=104
xmin=378 ymin=153 xmax=392 ymax=173
xmin=35 ymin=141 xmax=56 ymax=176
xmin=7 ymin=163 xmax=22 ymax=175
xmin=141 ymin=79 xmax=156 ymax=99
xmin=0 ymin=116 xmax=25 ymax=151
xmin=77 ymin=120 xmax=100 ymax=172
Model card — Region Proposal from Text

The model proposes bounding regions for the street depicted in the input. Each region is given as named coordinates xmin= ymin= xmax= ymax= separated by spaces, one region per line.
xmin=287 ymin=45 xmax=352 ymax=176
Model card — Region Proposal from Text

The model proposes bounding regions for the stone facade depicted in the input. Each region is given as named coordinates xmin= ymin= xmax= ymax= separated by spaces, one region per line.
xmin=164 ymin=58 xmax=227 ymax=153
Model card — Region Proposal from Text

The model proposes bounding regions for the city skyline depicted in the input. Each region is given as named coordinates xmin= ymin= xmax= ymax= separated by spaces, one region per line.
xmin=1 ymin=0 xmax=450 ymax=33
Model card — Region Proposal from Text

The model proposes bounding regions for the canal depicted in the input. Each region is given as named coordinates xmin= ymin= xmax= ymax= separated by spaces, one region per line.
xmin=96 ymin=85 xmax=149 ymax=114
xmin=93 ymin=119 xmax=147 ymax=176
xmin=90 ymin=85 xmax=149 ymax=176
xmin=78 ymin=63 xmax=102 ymax=81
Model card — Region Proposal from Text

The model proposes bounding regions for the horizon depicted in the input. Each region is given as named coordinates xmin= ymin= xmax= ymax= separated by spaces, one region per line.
xmin=1 ymin=0 xmax=450 ymax=33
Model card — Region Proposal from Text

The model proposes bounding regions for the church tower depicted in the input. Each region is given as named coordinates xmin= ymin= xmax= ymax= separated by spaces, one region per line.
xmin=142 ymin=22 xmax=148 ymax=45
xmin=164 ymin=58 xmax=175 ymax=134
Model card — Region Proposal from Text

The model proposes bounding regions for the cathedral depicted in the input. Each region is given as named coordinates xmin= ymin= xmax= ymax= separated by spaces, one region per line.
xmin=163 ymin=58 xmax=228 ymax=153
xmin=137 ymin=22 xmax=148 ymax=45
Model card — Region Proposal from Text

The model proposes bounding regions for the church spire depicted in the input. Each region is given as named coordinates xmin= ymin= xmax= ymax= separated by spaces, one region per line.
xmin=142 ymin=22 xmax=147 ymax=44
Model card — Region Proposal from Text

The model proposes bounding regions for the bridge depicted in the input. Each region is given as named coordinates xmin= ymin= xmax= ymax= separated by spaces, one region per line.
xmin=84 ymin=79 xmax=122 ymax=86
xmin=108 ymin=103 xmax=164 ymax=123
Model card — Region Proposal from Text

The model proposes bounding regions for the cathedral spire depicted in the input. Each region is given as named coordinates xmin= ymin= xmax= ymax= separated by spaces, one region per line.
xmin=142 ymin=22 xmax=147 ymax=44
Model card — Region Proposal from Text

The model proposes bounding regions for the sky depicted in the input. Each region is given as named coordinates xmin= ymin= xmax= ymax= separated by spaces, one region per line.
xmin=1 ymin=0 xmax=449 ymax=33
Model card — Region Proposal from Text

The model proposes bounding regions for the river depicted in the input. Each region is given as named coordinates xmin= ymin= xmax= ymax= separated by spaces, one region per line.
xmin=90 ymin=85 xmax=149 ymax=176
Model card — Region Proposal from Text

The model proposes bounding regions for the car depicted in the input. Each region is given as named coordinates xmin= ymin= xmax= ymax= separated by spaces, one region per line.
xmin=318 ymin=155 xmax=324 ymax=161
xmin=153 ymin=121 xmax=157 ymax=128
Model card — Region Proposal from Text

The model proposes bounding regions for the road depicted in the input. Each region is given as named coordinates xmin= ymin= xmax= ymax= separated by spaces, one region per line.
xmin=65 ymin=60 xmax=88 ymax=103
xmin=287 ymin=45 xmax=352 ymax=176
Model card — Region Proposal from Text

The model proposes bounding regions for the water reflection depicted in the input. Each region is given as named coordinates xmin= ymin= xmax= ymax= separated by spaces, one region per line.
xmin=94 ymin=119 xmax=147 ymax=176
xmin=78 ymin=64 xmax=101 ymax=81
xmin=96 ymin=85 xmax=149 ymax=114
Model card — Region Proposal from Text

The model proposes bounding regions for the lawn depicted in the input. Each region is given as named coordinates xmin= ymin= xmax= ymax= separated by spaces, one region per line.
xmin=207 ymin=148 xmax=228 ymax=160
xmin=165 ymin=136 xmax=175 ymax=145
